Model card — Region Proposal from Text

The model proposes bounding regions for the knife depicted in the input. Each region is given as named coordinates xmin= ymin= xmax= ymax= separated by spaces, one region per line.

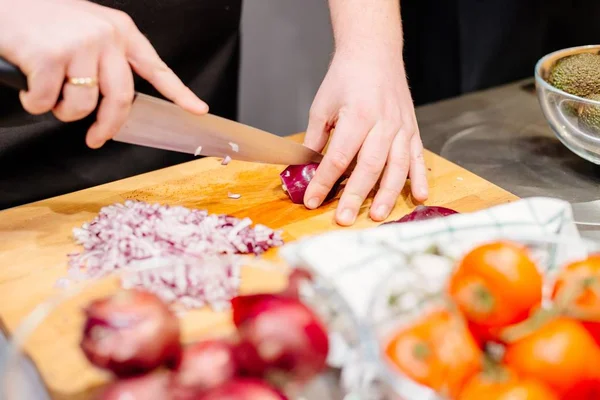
xmin=0 ymin=56 xmax=323 ymax=165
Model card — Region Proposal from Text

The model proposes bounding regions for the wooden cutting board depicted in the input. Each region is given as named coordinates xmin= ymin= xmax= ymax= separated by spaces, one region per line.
xmin=0 ymin=134 xmax=517 ymax=399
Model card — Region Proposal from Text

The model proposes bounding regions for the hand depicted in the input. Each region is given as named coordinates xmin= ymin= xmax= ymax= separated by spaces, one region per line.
xmin=303 ymin=50 xmax=428 ymax=226
xmin=0 ymin=0 xmax=208 ymax=148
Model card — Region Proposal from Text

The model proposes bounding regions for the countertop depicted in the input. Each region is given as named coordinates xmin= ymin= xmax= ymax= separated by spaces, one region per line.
xmin=418 ymin=79 xmax=600 ymax=203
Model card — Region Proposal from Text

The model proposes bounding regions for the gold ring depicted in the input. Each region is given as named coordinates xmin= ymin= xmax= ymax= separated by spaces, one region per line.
xmin=67 ymin=77 xmax=98 ymax=87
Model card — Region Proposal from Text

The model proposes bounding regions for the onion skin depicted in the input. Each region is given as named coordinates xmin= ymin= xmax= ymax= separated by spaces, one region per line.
xmin=382 ymin=205 xmax=459 ymax=225
xmin=98 ymin=371 xmax=171 ymax=400
xmin=170 ymin=339 xmax=238 ymax=399
xmin=231 ymin=294 xmax=329 ymax=383
xmin=80 ymin=289 xmax=182 ymax=377
xmin=196 ymin=378 xmax=288 ymax=400
xmin=280 ymin=163 xmax=343 ymax=205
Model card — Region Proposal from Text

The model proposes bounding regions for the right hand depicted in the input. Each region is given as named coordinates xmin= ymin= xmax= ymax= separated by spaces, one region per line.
xmin=0 ymin=0 xmax=208 ymax=148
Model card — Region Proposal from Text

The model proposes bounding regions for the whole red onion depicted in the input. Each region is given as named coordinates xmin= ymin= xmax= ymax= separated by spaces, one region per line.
xmin=98 ymin=371 xmax=170 ymax=400
xmin=280 ymin=163 xmax=344 ymax=205
xmin=231 ymin=294 xmax=329 ymax=383
xmin=170 ymin=339 xmax=238 ymax=399
xmin=196 ymin=378 xmax=288 ymax=400
xmin=381 ymin=205 xmax=459 ymax=225
xmin=80 ymin=289 xmax=181 ymax=377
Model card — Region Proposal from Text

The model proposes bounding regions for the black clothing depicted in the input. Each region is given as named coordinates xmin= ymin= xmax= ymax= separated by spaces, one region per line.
xmin=402 ymin=0 xmax=600 ymax=106
xmin=0 ymin=0 xmax=242 ymax=209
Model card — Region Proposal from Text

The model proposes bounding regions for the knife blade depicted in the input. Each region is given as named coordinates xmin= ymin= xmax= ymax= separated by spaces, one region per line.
xmin=113 ymin=93 xmax=324 ymax=165
xmin=0 ymin=56 xmax=323 ymax=166
xmin=571 ymin=200 xmax=600 ymax=226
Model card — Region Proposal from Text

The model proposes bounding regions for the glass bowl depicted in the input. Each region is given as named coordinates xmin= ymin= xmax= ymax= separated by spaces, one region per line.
xmin=535 ymin=44 xmax=600 ymax=165
xmin=364 ymin=234 xmax=600 ymax=400
xmin=0 ymin=256 xmax=372 ymax=400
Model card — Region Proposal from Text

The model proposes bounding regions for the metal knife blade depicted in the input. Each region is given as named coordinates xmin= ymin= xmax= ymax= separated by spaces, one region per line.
xmin=571 ymin=200 xmax=600 ymax=226
xmin=113 ymin=93 xmax=323 ymax=165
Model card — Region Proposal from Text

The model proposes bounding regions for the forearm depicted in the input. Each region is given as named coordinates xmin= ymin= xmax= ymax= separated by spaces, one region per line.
xmin=327 ymin=0 xmax=403 ymax=61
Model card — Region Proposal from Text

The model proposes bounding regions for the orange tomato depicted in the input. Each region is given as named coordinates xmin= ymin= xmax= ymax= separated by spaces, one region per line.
xmin=504 ymin=317 xmax=600 ymax=398
xmin=385 ymin=309 xmax=482 ymax=398
xmin=552 ymin=254 xmax=600 ymax=345
xmin=458 ymin=367 xmax=558 ymax=400
xmin=448 ymin=241 xmax=542 ymax=338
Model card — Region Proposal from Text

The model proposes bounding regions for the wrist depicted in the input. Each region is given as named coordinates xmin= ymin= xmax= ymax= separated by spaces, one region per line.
xmin=334 ymin=38 xmax=404 ymax=66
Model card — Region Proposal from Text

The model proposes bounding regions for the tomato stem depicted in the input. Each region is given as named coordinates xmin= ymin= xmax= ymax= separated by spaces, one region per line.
xmin=473 ymin=285 xmax=495 ymax=314
xmin=412 ymin=342 xmax=431 ymax=360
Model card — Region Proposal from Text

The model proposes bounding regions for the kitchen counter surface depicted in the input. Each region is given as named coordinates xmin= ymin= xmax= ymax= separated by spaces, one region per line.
xmin=418 ymin=79 xmax=600 ymax=203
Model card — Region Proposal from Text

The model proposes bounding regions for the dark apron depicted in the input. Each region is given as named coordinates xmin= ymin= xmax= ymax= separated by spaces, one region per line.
xmin=402 ymin=0 xmax=600 ymax=106
xmin=0 ymin=0 xmax=242 ymax=209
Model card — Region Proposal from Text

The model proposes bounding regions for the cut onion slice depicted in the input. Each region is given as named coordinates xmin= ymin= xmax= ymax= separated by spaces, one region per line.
xmin=280 ymin=163 xmax=344 ymax=205
xmin=381 ymin=205 xmax=459 ymax=225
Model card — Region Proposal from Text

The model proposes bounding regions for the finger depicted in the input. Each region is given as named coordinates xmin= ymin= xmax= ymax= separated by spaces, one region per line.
xmin=303 ymin=115 xmax=371 ymax=210
xmin=53 ymin=49 xmax=100 ymax=122
xmin=125 ymin=30 xmax=208 ymax=115
xmin=370 ymin=129 xmax=411 ymax=221
xmin=335 ymin=123 xmax=395 ymax=226
xmin=408 ymin=132 xmax=429 ymax=202
xmin=86 ymin=46 xmax=134 ymax=149
xmin=303 ymin=111 xmax=330 ymax=153
xmin=19 ymin=56 xmax=66 ymax=115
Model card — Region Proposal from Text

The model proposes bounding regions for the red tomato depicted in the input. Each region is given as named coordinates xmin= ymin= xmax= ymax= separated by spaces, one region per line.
xmin=385 ymin=309 xmax=482 ymax=398
xmin=458 ymin=367 xmax=558 ymax=400
xmin=448 ymin=241 xmax=543 ymax=342
xmin=552 ymin=254 xmax=600 ymax=345
xmin=504 ymin=317 xmax=600 ymax=398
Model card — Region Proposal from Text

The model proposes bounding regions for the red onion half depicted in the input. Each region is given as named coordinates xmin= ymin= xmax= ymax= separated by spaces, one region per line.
xmin=170 ymin=339 xmax=238 ymax=399
xmin=80 ymin=289 xmax=181 ymax=377
xmin=381 ymin=205 xmax=459 ymax=225
xmin=280 ymin=164 xmax=344 ymax=205
xmin=231 ymin=294 xmax=329 ymax=383
xmin=197 ymin=378 xmax=288 ymax=400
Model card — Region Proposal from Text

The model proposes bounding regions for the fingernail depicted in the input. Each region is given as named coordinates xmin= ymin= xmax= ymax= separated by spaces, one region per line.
xmin=374 ymin=205 xmax=390 ymax=220
xmin=307 ymin=197 xmax=320 ymax=209
xmin=338 ymin=208 xmax=355 ymax=225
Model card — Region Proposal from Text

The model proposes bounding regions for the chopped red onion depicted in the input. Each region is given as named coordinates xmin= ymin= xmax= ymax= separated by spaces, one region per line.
xmin=67 ymin=201 xmax=283 ymax=309
xmin=229 ymin=142 xmax=239 ymax=152
xmin=194 ymin=146 xmax=203 ymax=156
xmin=221 ymin=156 xmax=232 ymax=165
xmin=121 ymin=255 xmax=242 ymax=311
xmin=228 ymin=193 xmax=241 ymax=199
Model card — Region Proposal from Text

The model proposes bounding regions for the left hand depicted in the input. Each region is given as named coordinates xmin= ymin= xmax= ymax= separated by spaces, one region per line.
xmin=303 ymin=50 xmax=428 ymax=226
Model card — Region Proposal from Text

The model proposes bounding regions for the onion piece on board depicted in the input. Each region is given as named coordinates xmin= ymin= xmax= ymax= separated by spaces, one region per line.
xmin=381 ymin=205 xmax=459 ymax=225
xmin=280 ymin=163 xmax=344 ymax=205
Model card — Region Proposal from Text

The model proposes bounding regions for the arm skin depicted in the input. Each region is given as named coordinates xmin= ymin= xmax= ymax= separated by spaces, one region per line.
xmin=327 ymin=0 xmax=403 ymax=63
